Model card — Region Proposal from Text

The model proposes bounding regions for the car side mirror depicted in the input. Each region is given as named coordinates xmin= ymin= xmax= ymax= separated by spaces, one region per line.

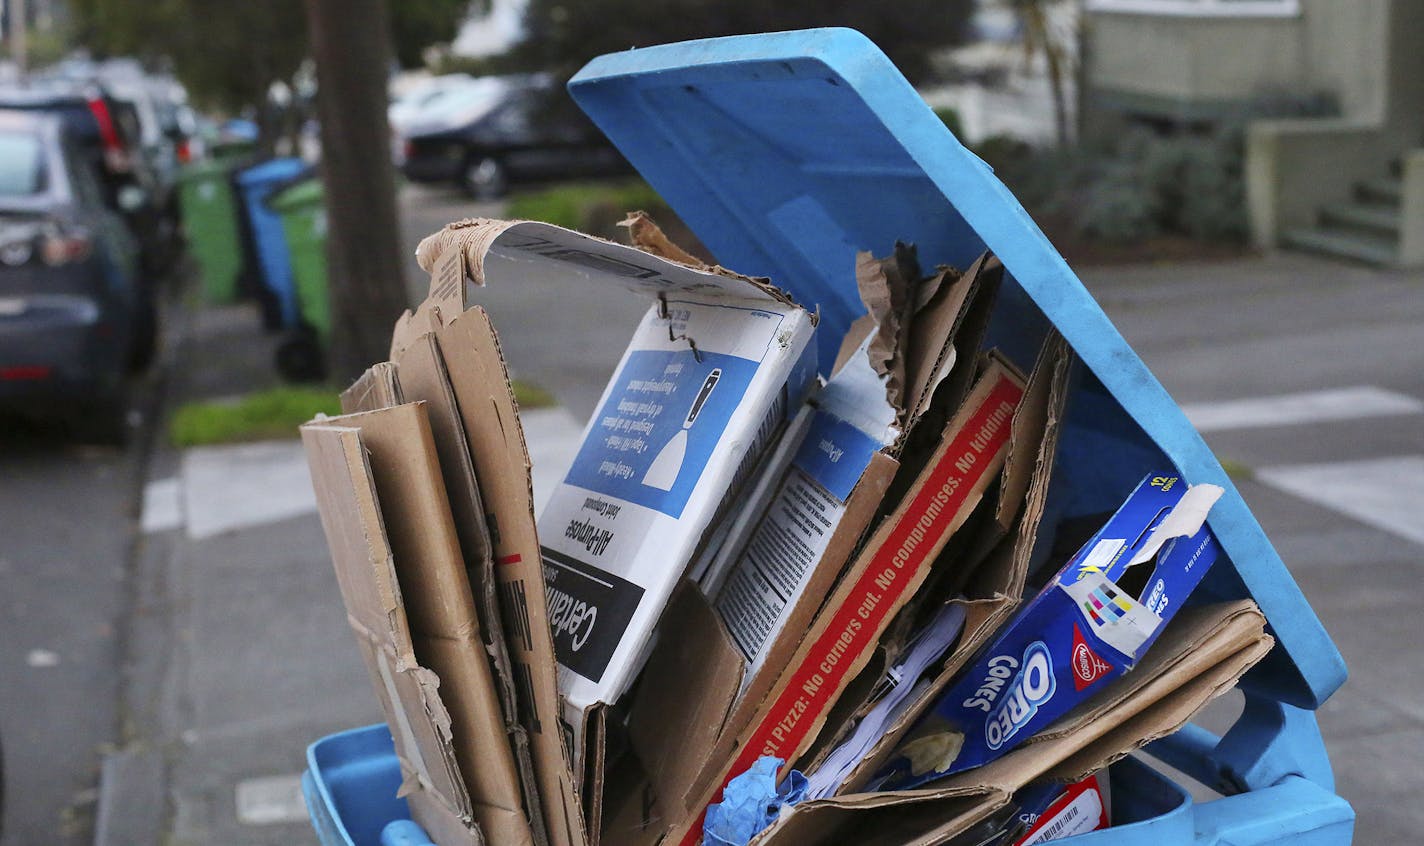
xmin=117 ymin=184 xmax=147 ymax=213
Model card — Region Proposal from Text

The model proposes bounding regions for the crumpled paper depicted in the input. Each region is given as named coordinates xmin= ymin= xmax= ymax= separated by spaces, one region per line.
xmin=702 ymin=756 xmax=809 ymax=846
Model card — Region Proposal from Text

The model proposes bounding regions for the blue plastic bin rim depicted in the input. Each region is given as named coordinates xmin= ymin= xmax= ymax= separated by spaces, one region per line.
xmin=235 ymin=156 xmax=309 ymax=187
xmin=567 ymin=27 xmax=1345 ymax=709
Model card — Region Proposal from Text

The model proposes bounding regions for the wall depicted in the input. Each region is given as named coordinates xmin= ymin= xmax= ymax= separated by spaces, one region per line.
xmin=1085 ymin=1 xmax=1392 ymax=121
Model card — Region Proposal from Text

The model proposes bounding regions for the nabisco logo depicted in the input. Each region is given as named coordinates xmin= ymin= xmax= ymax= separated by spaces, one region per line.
xmin=1071 ymin=624 xmax=1114 ymax=691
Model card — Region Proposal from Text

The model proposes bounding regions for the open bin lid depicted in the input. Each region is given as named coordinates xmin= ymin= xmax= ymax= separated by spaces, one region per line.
xmin=569 ymin=28 xmax=1345 ymax=710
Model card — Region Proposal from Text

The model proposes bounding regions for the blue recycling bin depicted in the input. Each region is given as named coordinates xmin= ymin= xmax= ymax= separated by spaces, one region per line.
xmin=234 ymin=157 xmax=309 ymax=330
xmin=304 ymin=29 xmax=1354 ymax=846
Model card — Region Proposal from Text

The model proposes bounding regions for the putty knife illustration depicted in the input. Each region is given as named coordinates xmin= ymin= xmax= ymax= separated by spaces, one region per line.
xmin=642 ymin=368 xmax=721 ymax=491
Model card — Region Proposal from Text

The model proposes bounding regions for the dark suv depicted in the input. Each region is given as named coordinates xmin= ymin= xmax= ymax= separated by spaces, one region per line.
xmin=401 ymin=74 xmax=630 ymax=198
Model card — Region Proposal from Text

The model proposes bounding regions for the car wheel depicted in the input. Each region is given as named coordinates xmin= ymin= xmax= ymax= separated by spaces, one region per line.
xmin=461 ymin=156 xmax=507 ymax=200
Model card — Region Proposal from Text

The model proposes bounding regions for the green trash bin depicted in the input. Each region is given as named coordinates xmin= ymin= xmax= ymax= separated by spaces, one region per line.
xmin=178 ymin=160 xmax=245 ymax=303
xmin=269 ymin=177 xmax=330 ymax=344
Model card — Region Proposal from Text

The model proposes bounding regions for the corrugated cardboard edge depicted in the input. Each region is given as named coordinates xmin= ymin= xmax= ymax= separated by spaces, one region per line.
xmin=384 ymin=337 xmax=552 ymax=846
xmin=301 ymin=423 xmax=481 ymax=843
xmin=434 ymin=305 xmax=590 ymax=846
xmin=414 ymin=216 xmax=801 ymax=310
xmin=340 ymin=361 xmax=403 ymax=413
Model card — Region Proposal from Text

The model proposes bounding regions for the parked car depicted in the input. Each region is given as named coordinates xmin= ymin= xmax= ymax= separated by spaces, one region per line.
xmin=0 ymin=109 xmax=146 ymax=442
xmin=400 ymin=74 xmax=630 ymax=198
xmin=0 ymin=81 xmax=179 ymax=281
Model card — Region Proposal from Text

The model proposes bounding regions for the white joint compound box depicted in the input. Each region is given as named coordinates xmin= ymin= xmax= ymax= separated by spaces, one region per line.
xmin=472 ymin=224 xmax=823 ymax=740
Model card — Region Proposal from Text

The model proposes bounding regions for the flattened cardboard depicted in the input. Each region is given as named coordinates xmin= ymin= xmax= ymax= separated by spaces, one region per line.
xmin=628 ymin=583 xmax=745 ymax=817
xmin=821 ymin=336 xmax=1073 ymax=795
xmin=433 ymin=306 xmax=589 ymax=846
xmin=340 ymin=361 xmax=403 ymax=414
xmin=391 ymin=333 xmax=550 ymax=846
xmin=310 ymin=404 xmax=532 ymax=846
xmin=301 ymin=421 xmax=479 ymax=844
xmin=667 ymin=361 xmax=1027 ymax=846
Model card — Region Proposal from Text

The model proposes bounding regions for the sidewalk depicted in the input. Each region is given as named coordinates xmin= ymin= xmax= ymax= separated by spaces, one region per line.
xmin=105 ymin=299 xmax=583 ymax=845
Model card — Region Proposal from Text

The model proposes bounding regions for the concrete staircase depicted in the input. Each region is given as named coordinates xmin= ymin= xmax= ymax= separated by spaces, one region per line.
xmin=1282 ymin=165 xmax=1404 ymax=265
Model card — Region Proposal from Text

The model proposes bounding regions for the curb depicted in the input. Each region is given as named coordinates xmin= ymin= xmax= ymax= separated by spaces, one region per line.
xmin=93 ymin=276 xmax=194 ymax=846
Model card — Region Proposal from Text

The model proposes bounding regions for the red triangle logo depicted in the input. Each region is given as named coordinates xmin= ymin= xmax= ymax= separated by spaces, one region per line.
xmin=1072 ymin=624 xmax=1114 ymax=691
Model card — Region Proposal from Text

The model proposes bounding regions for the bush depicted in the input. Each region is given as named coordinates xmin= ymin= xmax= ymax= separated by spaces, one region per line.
xmin=507 ymin=180 xmax=668 ymax=240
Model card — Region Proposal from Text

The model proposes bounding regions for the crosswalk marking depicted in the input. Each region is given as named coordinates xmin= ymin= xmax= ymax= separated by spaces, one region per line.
xmin=1181 ymin=386 xmax=1423 ymax=433
xmin=234 ymin=774 xmax=307 ymax=825
xmin=1256 ymin=455 xmax=1424 ymax=547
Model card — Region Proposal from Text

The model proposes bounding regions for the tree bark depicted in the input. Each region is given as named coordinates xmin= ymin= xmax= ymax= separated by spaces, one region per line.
xmin=303 ymin=0 xmax=407 ymax=383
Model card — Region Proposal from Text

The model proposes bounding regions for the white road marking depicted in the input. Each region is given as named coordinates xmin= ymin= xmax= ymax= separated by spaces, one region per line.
xmin=234 ymin=773 xmax=308 ymax=826
xmin=144 ymin=408 xmax=584 ymax=541
xmin=140 ymin=476 xmax=184 ymax=534
xmin=1182 ymin=386 xmax=1422 ymax=433
xmin=1256 ymin=455 xmax=1424 ymax=546
xmin=182 ymin=441 xmax=317 ymax=540
xmin=523 ymin=407 xmax=585 ymax=516
xmin=26 ymin=648 xmax=59 ymax=668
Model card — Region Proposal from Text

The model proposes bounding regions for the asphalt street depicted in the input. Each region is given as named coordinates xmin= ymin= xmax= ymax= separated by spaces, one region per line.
xmin=0 ymin=181 xmax=1418 ymax=844
xmin=0 ymin=401 xmax=149 ymax=844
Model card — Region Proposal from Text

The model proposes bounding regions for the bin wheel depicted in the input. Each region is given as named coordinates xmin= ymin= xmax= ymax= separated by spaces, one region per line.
xmin=462 ymin=156 xmax=507 ymax=200
xmin=275 ymin=331 xmax=326 ymax=383
xmin=128 ymin=298 xmax=159 ymax=372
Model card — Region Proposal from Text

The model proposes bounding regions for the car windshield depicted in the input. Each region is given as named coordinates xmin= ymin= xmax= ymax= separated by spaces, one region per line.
xmin=0 ymin=131 xmax=46 ymax=197
xmin=411 ymin=79 xmax=511 ymax=129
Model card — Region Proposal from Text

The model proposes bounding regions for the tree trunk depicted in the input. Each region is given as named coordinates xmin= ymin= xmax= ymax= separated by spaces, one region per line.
xmin=303 ymin=0 xmax=407 ymax=384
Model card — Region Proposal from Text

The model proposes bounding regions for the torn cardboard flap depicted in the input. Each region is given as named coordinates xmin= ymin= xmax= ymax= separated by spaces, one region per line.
xmin=307 ymin=404 xmax=534 ymax=846
xmin=628 ymin=582 xmax=745 ymax=819
xmin=301 ymin=422 xmax=479 ymax=842
xmin=340 ymin=361 xmax=403 ymax=414
xmin=433 ymin=305 xmax=588 ymax=846
xmin=384 ymin=333 xmax=549 ymax=846
xmin=415 ymin=218 xmax=799 ymax=311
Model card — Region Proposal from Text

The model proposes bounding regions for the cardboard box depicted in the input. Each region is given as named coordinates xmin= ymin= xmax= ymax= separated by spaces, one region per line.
xmin=751 ymin=599 xmax=1272 ymax=846
xmin=302 ymin=404 xmax=531 ymax=845
xmin=408 ymin=217 xmax=818 ymax=842
xmin=414 ymin=220 xmax=817 ymax=732
xmin=874 ymin=474 xmax=1225 ymax=788
xmin=659 ymin=359 xmax=1027 ymax=846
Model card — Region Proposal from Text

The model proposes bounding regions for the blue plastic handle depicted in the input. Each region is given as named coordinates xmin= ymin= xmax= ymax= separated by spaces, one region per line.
xmin=381 ymin=819 xmax=436 ymax=846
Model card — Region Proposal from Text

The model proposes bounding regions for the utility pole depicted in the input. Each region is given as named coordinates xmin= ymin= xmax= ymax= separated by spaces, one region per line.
xmin=302 ymin=0 xmax=408 ymax=383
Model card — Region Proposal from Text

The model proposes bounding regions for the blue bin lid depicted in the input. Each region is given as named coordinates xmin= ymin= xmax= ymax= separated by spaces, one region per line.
xmin=235 ymin=156 xmax=309 ymax=188
xmin=569 ymin=28 xmax=1346 ymax=709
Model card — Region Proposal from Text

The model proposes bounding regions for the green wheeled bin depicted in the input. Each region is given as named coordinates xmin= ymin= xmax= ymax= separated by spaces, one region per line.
xmin=269 ymin=177 xmax=330 ymax=381
xmin=178 ymin=159 xmax=245 ymax=303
